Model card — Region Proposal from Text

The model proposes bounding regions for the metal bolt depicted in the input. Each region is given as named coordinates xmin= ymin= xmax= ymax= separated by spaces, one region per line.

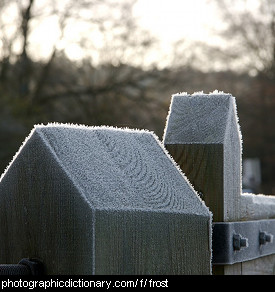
xmin=259 ymin=231 xmax=273 ymax=245
xmin=0 ymin=258 xmax=44 ymax=275
xmin=233 ymin=234 xmax=248 ymax=251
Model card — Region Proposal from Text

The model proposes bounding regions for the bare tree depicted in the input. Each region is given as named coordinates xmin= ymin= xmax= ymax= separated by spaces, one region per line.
xmin=208 ymin=0 xmax=275 ymax=193
xmin=208 ymin=0 xmax=275 ymax=77
xmin=0 ymin=0 xmax=156 ymax=99
xmin=0 ymin=0 xmax=166 ymax=176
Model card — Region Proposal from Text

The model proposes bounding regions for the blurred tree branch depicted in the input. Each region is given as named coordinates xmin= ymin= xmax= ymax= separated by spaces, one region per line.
xmin=208 ymin=0 xmax=275 ymax=192
xmin=208 ymin=0 xmax=275 ymax=78
xmin=0 ymin=0 xmax=158 ymax=105
xmin=0 ymin=0 xmax=164 ymax=144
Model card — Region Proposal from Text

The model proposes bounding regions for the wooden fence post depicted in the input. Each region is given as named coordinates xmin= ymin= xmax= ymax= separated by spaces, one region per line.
xmin=163 ymin=92 xmax=275 ymax=274
xmin=0 ymin=124 xmax=211 ymax=274
xmin=164 ymin=92 xmax=242 ymax=223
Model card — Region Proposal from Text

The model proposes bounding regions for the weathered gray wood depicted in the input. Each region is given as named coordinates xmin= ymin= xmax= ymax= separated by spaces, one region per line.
xmin=163 ymin=92 xmax=242 ymax=222
xmin=241 ymin=193 xmax=275 ymax=220
xmin=163 ymin=92 xmax=242 ymax=275
xmin=241 ymin=255 xmax=275 ymax=275
xmin=164 ymin=144 xmax=225 ymax=222
xmin=0 ymin=124 xmax=211 ymax=275
xmin=163 ymin=92 xmax=275 ymax=275
xmin=240 ymin=194 xmax=275 ymax=275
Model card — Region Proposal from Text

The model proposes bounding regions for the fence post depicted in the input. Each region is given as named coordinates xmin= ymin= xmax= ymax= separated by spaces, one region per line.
xmin=163 ymin=92 xmax=243 ymax=274
xmin=0 ymin=124 xmax=211 ymax=274
xmin=164 ymin=92 xmax=242 ymax=222
xmin=164 ymin=91 xmax=275 ymax=274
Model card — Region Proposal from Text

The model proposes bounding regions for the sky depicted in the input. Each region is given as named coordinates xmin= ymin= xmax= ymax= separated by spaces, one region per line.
xmin=133 ymin=0 xmax=221 ymax=67
xmin=1 ymin=0 xmax=224 ymax=67
xmin=134 ymin=0 xmax=217 ymax=44
xmin=25 ymin=0 xmax=220 ymax=65
xmin=1 ymin=0 xmax=263 ymax=68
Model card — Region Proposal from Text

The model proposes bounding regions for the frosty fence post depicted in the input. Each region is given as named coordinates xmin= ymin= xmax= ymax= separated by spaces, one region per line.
xmin=0 ymin=124 xmax=211 ymax=275
xmin=163 ymin=92 xmax=275 ymax=275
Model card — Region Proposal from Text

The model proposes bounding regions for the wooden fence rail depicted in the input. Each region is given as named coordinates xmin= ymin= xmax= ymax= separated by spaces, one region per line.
xmin=0 ymin=91 xmax=274 ymax=275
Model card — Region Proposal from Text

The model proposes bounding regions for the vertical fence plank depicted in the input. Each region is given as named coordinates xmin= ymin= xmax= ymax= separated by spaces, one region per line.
xmin=163 ymin=92 xmax=243 ymax=274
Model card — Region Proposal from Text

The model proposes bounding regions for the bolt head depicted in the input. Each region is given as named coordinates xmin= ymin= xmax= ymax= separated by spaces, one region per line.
xmin=259 ymin=232 xmax=274 ymax=245
xmin=233 ymin=234 xmax=248 ymax=251
xmin=18 ymin=258 xmax=44 ymax=275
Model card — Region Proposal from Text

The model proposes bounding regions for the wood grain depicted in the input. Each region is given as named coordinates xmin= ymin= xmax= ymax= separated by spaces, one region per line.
xmin=164 ymin=93 xmax=275 ymax=274
xmin=165 ymin=144 xmax=224 ymax=222
xmin=0 ymin=125 xmax=211 ymax=274
xmin=163 ymin=93 xmax=242 ymax=274
xmin=164 ymin=94 xmax=242 ymax=223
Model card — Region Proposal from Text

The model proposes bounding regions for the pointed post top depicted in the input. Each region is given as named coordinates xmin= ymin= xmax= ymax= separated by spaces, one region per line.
xmin=163 ymin=92 xmax=242 ymax=222
xmin=164 ymin=92 xmax=242 ymax=146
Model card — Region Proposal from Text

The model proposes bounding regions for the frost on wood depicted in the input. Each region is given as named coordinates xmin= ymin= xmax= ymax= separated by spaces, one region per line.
xmin=163 ymin=91 xmax=242 ymax=145
xmin=163 ymin=92 xmax=242 ymax=222
xmin=1 ymin=123 xmax=209 ymax=214
xmin=0 ymin=123 xmax=211 ymax=274
xmin=241 ymin=193 xmax=275 ymax=220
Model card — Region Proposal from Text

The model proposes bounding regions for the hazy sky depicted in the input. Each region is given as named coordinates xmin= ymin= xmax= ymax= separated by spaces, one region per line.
xmin=2 ymin=0 xmax=263 ymax=66
xmin=134 ymin=0 xmax=217 ymax=44
xmin=24 ymin=0 xmax=219 ymax=63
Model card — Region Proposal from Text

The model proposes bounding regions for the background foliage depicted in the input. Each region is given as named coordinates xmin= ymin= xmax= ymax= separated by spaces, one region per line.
xmin=0 ymin=0 xmax=274 ymax=193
